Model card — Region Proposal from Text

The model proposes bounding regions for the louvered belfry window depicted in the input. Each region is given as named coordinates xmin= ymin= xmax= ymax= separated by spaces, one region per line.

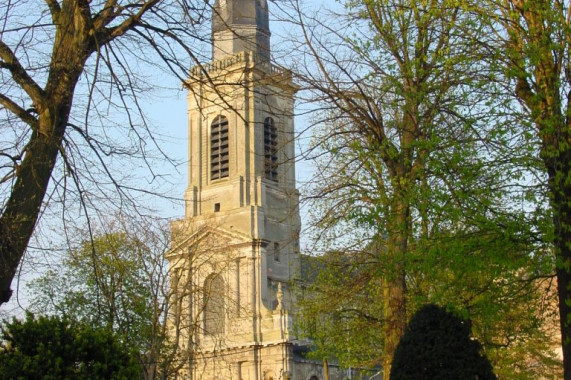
xmin=211 ymin=115 xmax=229 ymax=180
xmin=264 ymin=117 xmax=278 ymax=181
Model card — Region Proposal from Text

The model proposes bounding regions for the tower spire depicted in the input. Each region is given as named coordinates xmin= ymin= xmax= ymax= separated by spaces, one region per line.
xmin=212 ymin=0 xmax=270 ymax=61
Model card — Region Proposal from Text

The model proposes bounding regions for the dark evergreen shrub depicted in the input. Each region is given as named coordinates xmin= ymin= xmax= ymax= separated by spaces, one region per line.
xmin=0 ymin=313 xmax=140 ymax=379
xmin=390 ymin=304 xmax=496 ymax=380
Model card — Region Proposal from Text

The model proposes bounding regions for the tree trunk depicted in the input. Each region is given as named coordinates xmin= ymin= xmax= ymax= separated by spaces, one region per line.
xmin=0 ymin=0 xmax=90 ymax=305
xmin=504 ymin=1 xmax=571 ymax=375
xmin=382 ymin=198 xmax=408 ymax=379
xmin=382 ymin=273 xmax=406 ymax=379
xmin=546 ymin=140 xmax=571 ymax=380
xmin=0 ymin=110 xmax=68 ymax=304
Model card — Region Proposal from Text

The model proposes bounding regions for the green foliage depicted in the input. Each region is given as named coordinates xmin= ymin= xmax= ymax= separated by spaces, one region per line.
xmin=390 ymin=304 xmax=496 ymax=380
xmin=0 ymin=313 xmax=140 ymax=380
xmin=407 ymin=227 xmax=562 ymax=379
xmin=493 ymin=0 xmax=571 ymax=376
xmin=26 ymin=223 xmax=174 ymax=378
xmin=296 ymin=253 xmax=384 ymax=369
xmin=30 ymin=232 xmax=152 ymax=326
xmin=293 ymin=0 xmax=561 ymax=377
xmin=297 ymin=243 xmax=561 ymax=379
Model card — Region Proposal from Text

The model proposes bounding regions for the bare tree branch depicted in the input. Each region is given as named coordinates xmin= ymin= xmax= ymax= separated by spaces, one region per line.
xmin=0 ymin=93 xmax=38 ymax=129
xmin=0 ymin=40 xmax=45 ymax=106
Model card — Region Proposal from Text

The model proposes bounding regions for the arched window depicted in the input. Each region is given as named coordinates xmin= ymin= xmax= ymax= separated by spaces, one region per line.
xmin=264 ymin=117 xmax=278 ymax=181
xmin=211 ymin=115 xmax=229 ymax=180
xmin=204 ymin=274 xmax=225 ymax=335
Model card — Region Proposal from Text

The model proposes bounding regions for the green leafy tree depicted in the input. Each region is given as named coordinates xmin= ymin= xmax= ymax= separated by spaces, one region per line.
xmin=0 ymin=313 xmax=140 ymax=379
xmin=297 ymin=246 xmax=561 ymax=379
xmin=286 ymin=0 xmax=559 ymax=378
xmin=390 ymin=304 xmax=496 ymax=380
xmin=27 ymin=218 xmax=177 ymax=379
xmin=491 ymin=1 xmax=571 ymax=376
xmin=295 ymin=252 xmax=384 ymax=369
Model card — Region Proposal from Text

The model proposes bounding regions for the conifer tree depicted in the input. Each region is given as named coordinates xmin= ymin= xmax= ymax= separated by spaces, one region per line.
xmin=391 ymin=304 xmax=496 ymax=380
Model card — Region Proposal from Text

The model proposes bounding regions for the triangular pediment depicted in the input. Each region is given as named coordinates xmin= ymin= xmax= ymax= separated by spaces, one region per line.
xmin=168 ymin=223 xmax=254 ymax=258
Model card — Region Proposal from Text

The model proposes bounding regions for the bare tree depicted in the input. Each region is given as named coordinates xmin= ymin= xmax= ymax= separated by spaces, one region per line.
xmin=0 ymin=0 xmax=213 ymax=305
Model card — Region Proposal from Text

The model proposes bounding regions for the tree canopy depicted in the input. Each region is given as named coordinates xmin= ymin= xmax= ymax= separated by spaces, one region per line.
xmin=286 ymin=0 xmax=563 ymax=378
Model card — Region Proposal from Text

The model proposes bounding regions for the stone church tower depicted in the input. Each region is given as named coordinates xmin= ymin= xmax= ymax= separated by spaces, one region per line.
xmin=166 ymin=1 xmax=340 ymax=379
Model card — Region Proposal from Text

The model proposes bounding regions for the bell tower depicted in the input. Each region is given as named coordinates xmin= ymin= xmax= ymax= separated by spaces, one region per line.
xmin=167 ymin=1 xmax=332 ymax=379
xmin=212 ymin=0 xmax=270 ymax=61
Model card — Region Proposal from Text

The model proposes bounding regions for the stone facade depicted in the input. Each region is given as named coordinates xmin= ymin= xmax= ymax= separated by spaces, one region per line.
xmin=165 ymin=1 xmax=354 ymax=379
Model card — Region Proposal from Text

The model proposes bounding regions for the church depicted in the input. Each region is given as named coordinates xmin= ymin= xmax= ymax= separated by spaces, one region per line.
xmin=165 ymin=1 xmax=350 ymax=379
